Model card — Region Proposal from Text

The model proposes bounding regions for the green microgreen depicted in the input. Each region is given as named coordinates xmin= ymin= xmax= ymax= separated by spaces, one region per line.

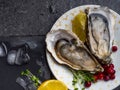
xmin=70 ymin=69 xmax=95 ymax=90
xmin=21 ymin=69 xmax=41 ymax=87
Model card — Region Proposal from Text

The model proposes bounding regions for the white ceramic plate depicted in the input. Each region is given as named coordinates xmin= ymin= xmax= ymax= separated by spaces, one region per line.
xmin=46 ymin=5 xmax=120 ymax=90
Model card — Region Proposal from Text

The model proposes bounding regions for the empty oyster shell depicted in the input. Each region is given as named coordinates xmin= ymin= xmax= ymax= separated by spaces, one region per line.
xmin=46 ymin=29 xmax=103 ymax=72
xmin=87 ymin=7 xmax=115 ymax=64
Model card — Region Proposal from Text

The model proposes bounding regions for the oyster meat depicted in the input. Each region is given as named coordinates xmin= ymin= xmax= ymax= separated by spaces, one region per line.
xmin=87 ymin=7 xmax=115 ymax=64
xmin=46 ymin=29 xmax=103 ymax=72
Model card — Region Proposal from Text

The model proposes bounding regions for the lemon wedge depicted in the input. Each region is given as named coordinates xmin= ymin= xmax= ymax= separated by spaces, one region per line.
xmin=72 ymin=11 xmax=87 ymax=42
xmin=37 ymin=80 xmax=68 ymax=90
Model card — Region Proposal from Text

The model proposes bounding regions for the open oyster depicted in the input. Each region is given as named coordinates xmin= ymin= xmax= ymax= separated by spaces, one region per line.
xmin=46 ymin=29 xmax=103 ymax=72
xmin=87 ymin=7 xmax=115 ymax=64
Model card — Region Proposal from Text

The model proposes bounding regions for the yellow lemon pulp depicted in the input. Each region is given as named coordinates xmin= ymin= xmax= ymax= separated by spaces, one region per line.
xmin=72 ymin=11 xmax=87 ymax=42
xmin=37 ymin=80 xmax=68 ymax=90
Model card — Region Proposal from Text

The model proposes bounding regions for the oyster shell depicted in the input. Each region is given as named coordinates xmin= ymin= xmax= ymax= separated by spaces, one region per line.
xmin=46 ymin=29 xmax=103 ymax=72
xmin=87 ymin=7 xmax=115 ymax=64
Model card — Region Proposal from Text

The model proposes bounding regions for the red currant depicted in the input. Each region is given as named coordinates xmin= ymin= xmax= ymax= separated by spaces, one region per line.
xmin=107 ymin=68 xmax=115 ymax=74
xmin=98 ymin=72 xmax=104 ymax=80
xmin=112 ymin=70 xmax=116 ymax=75
xmin=84 ymin=81 xmax=91 ymax=88
xmin=109 ymin=64 xmax=114 ymax=69
xmin=110 ymin=74 xmax=115 ymax=80
xmin=104 ymin=75 xmax=110 ymax=81
xmin=112 ymin=46 xmax=118 ymax=52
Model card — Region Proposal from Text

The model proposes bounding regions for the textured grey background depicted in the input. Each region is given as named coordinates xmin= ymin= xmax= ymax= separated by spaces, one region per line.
xmin=0 ymin=0 xmax=120 ymax=90
xmin=1 ymin=0 xmax=120 ymax=36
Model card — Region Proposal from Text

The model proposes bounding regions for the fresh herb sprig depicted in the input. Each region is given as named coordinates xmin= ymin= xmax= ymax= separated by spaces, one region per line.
xmin=71 ymin=69 xmax=95 ymax=90
xmin=21 ymin=69 xmax=41 ymax=87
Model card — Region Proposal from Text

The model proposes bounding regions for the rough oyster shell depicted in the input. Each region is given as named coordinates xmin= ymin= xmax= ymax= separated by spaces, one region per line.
xmin=87 ymin=7 xmax=115 ymax=64
xmin=46 ymin=29 xmax=103 ymax=72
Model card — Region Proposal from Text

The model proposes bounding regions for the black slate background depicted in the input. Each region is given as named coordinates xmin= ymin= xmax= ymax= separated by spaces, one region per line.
xmin=0 ymin=0 xmax=120 ymax=90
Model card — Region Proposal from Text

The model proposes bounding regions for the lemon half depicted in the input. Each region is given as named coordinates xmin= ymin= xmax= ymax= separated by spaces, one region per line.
xmin=38 ymin=80 xmax=68 ymax=90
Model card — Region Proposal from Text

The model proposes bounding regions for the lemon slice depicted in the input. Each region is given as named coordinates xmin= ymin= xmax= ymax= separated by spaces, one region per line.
xmin=37 ymin=80 xmax=68 ymax=90
xmin=72 ymin=11 xmax=87 ymax=42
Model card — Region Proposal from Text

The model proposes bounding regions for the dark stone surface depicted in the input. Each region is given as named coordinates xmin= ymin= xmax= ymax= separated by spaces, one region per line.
xmin=0 ymin=0 xmax=120 ymax=36
xmin=0 ymin=0 xmax=120 ymax=90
